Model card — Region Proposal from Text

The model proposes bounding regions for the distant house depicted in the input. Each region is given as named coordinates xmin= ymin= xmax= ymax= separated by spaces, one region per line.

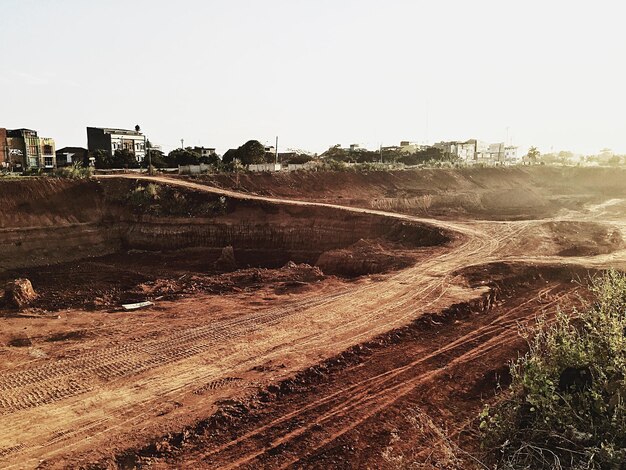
xmin=399 ymin=141 xmax=427 ymax=154
xmin=0 ymin=128 xmax=56 ymax=170
xmin=192 ymin=146 xmax=217 ymax=160
xmin=87 ymin=126 xmax=146 ymax=163
xmin=504 ymin=146 xmax=518 ymax=160
xmin=56 ymin=147 xmax=88 ymax=167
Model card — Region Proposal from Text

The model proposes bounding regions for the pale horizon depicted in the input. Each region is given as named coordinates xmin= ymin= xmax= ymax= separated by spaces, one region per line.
xmin=1 ymin=0 xmax=624 ymax=156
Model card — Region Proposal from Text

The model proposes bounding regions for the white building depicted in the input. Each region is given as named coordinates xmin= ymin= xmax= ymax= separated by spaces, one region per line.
xmin=504 ymin=146 xmax=518 ymax=160
xmin=87 ymin=126 xmax=146 ymax=162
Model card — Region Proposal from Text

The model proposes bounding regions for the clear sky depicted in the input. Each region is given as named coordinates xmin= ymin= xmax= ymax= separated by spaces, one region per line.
xmin=1 ymin=0 xmax=624 ymax=155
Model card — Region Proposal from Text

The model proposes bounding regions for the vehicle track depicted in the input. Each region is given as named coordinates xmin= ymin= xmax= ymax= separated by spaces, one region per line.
xmin=0 ymin=175 xmax=595 ymax=467
xmin=182 ymin=287 xmax=576 ymax=469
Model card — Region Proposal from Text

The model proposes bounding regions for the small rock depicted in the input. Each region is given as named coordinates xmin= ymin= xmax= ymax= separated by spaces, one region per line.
xmin=4 ymin=279 xmax=37 ymax=309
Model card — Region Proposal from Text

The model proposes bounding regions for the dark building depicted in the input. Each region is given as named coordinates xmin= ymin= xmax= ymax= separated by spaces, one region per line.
xmin=56 ymin=147 xmax=88 ymax=167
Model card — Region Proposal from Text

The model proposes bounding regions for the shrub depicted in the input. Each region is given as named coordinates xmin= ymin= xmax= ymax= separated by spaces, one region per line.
xmin=54 ymin=162 xmax=93 ymax=179
xmin=128 ymin=183 xmax=160 ymax=208
xmin=481 ymin=270 xmax=626 ymax=469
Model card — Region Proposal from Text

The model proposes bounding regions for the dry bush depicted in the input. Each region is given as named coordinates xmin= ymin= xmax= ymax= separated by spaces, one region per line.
xmin=481 ymin=270 xmax=626 ymax=469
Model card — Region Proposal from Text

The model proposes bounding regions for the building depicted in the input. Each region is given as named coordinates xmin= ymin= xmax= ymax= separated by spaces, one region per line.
xmin=8 ymin=129 xmax=40 ymax=169
xmin=433 ymin=141 xmax=459 ymax=160
xmin=192 ymin=146 xmax=217 ymax=160
xmin=399 ymin=141 xmax=427 ymax=154
xmin=0 ymin=128 xmax=7 ymax=168
xmin=56 ymin=147 xmax=88 ymax=167
xmin=39 ymin=137 xmax=56 ymax=169
xmin=87 ymin=126 xmax=146 ymax=163
xmin=504 ymin=146 xmax=518 ymax=160
xmin=457 ymin=141 xmax=476 ymax=161
xmin=1 ymin=128 xmax=56 ymax=170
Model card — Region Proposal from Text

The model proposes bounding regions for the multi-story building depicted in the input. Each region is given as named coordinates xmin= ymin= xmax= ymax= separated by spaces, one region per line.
xmin=40 ymin=137 xmax=56 ymax=169
xmin=0 ymin=128 xmax=7 ymax=168
xmin=504 ymin=145 xmax=518 ymax=160
xmin=1 ymin=128 xmax=56 ymax=170
xmin=488 ymin=143 xmax=505 ymax=161
xmin=8 ymin=129 xmax=40 ymax=169
xmin=87 ymin=126 xmax=146 ymax=162
xmin=457 ymin=141 xmax=476 ymax=161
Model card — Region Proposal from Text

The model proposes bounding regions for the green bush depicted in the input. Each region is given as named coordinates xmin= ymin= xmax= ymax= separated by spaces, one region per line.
xmin=128 ymin=183 xmax=160 ymax=208
xmin=481 ymin=270 xmax=626 ymax=469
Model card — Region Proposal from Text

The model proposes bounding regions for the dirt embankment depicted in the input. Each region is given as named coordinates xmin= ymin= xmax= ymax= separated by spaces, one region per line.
xmin=0 ymin=178 xmax=451 ymax=310
xmin=0 ymin=178 xmax=119 ymax=270
xmin=189 ymin=166 xmax=626 ymax=220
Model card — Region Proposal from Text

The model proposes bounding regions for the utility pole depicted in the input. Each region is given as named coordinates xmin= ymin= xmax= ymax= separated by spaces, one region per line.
xmin=144 ymin=136 xmax=152 ymax=174
xmin=275 ymin=136 xmax=278 ymax=165
xmin=425 ymin=100 xmax=429 ymax=145
xmin=379 ymin=144 xmax=383 ymax=163
xmin=181 ymin=138 xmax=184 ymax=149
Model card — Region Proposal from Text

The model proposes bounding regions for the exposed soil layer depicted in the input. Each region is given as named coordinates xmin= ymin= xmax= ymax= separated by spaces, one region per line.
xmin=189 ymin=166 xmax=626 ymax=220
xmin=0 ymin=178 xmax=449 ymax=276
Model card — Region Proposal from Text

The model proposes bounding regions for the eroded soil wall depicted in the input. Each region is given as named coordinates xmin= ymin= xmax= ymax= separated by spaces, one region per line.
xmin=0 ymin=178 xmax=449 ymax=271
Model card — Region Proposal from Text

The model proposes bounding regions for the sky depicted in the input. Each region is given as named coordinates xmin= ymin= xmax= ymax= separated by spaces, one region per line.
xmin=1 ymin=0 xmax=624 ymax=156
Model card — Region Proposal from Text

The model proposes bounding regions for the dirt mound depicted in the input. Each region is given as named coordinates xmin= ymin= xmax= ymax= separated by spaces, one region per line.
xmin=132 ymin=263 xmax=325 ymax=301
xmin=506 ymin=221 xmax=624 ymax=257
xmin=3 ymin=279 xmax=37 ymax=309
xmin=316 ymin=239 xmax=415 ymax=277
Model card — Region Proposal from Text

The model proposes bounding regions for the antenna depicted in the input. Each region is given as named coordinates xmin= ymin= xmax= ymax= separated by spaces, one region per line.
xmin=425 ymin=100 xmax=429 ymax=145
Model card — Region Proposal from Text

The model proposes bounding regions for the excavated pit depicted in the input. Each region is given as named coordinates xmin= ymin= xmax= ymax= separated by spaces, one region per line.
xmin=0 ymin=178 xmax=451 ymax=310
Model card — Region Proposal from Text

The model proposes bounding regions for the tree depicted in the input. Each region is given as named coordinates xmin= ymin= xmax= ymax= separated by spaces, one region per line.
xmin=557 ymin=150 xmax=574 ymax=160
xmin=222 ymin=148 xmax=239 ymax=165
xmin=199 ymin=152 xmax=220 ymax=166
xmin=608 ymin=155 xmax=622 ymax=166
xmin=238 ymin=140 xmax=267 ymax=165
xmin=222 ymin=140 xmax=268 ymax=166
xmin=398 ymin=147 xmax=445 ymax=165
xmin=527 ymin=146 xmax=540 ymax=163
xmin=167 ymin=148 xmax=201 ymax=166
xmin=91 ymin=149 xmax=113 ymax=169
xmin=148 ymin=150 xmax=168 ymax=168
xmin=112 ymin=149 xmax=139 ymax=168
xmin=322 ymin=145 xmax=350 ymax=162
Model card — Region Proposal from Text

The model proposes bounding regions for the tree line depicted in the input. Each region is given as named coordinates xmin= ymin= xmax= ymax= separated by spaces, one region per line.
xmin=88 ymin=139 xmax=278 ymax=169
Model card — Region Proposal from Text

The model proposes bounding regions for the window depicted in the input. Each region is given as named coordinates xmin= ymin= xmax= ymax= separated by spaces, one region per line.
xmin=44 ymin=156 xmax=54 ymax=167
xmin=42 ymin=145 xmax=53 ymax=155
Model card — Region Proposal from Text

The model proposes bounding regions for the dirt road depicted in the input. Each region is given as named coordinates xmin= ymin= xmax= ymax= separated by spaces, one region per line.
xmin=0 ymin=174 xmax=623 ymax=468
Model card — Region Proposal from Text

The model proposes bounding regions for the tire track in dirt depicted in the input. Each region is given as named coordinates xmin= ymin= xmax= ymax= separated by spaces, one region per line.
xmin=181 ymin=287 xmax=575 ymax=469
xmin=0 ymin=176 xmax=555 ymax=466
